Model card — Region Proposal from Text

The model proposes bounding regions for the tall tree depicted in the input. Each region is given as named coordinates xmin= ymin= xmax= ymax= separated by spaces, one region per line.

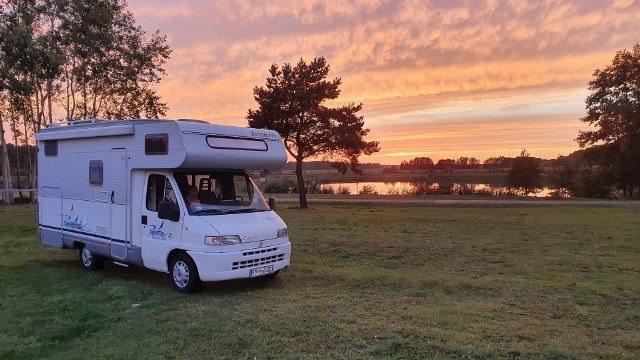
xmin=436 ymin=158 xmax=456 ymax=172
xmin=0 ymin=0 xmax=171 ymax=199
xmin=0 ymin=0 xmax=63 ymax=132
xmin=247 ymin=57 xmax=380 ymax=208
xmin=0 ymin=0 xmax=170 ymax=124
xmin=576 ymin=43 xmax=640 ymax=198
xmin=456 ymin=156 xmax=480 ymax=169
xmin=56 ymin=0 xmax=170 ymax=120
xmin=400 ymin=156 xmax=433 ymax=173
xmin=483 ymin=156 xmax=510 ymax=170
xmin=507 ymin=149 xmax=541 ymax=195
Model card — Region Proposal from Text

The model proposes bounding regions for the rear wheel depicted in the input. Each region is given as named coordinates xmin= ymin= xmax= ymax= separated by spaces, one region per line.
xmin=170 ymin=253 xmax=201 ymax=293
xmin=79 ymin=246 xmax=104 ymax=271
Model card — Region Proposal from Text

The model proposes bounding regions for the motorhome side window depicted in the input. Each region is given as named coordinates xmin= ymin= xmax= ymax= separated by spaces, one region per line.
xmin=89 ymin=160 xmax=103 ymax=185
xmin=44 ymin=140 xmax=58 ymax=156
xmin=146 ymin=174 xmax=177 ymax=211
xmin=145 ymin=134 xmax=168 ymax=155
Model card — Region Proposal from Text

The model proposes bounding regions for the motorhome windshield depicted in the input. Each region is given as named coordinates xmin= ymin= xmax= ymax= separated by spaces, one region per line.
xmin=174 ymin=171 xmax=270 ymax=215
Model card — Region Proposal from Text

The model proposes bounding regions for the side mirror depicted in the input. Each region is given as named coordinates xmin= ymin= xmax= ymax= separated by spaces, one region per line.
xmin=158 ymin=201 xmax=180 ymax=222
xmin=268 ymin=197 xmax=276 ymax=211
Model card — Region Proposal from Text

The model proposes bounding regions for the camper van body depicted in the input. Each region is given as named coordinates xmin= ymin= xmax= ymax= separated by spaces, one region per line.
xmin=36 ymin=119 xmax=290 ymax=292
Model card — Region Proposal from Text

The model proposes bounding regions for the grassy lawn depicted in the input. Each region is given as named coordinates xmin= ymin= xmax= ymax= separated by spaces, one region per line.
xmin=1 ymin=203 xmax=639 ymax=359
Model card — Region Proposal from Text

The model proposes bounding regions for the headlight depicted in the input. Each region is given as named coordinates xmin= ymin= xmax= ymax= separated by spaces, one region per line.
xmin=204 ymin=235 xmax=242 ymax=245
xmin=277 ymin=228 xmax=288 ymax=238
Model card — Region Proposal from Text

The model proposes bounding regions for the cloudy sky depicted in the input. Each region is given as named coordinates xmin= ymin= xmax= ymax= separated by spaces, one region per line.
xmin=128 ymin=0 xmax=639 ymax=164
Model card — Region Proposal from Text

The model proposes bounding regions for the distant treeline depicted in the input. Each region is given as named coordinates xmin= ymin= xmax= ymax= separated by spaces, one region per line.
xmin=280 ymin=155 xmax=565 ymax=172
xmin=280 ymin=161 xmax=385 ymax=171
xmin=1 ymin=144 xmax=628 ymax=199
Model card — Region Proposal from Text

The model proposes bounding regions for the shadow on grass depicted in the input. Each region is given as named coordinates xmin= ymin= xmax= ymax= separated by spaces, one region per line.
xmin=27 ymin=254 xmax=286 ymax=296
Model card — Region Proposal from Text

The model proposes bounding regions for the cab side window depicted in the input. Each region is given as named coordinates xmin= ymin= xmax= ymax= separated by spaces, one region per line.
xmin=146 ymin=174 xmax=177 ymax=211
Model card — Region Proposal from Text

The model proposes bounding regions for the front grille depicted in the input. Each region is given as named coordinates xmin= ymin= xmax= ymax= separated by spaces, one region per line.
xmin=243 ymin=247 xmax=278 ymax=256
xmin=232 ymin=249 xmax=285 ymax=270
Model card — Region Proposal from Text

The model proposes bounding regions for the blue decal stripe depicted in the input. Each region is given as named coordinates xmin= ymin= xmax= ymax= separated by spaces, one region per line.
xmin=39 ymin=224 xmax=126 ymax=244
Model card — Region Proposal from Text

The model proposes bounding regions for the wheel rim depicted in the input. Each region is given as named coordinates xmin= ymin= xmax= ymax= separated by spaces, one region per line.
xmin=81 ymin=247 xmax=93 ymax=267
xmin=173 ymin=260 xmax=190 ymax=288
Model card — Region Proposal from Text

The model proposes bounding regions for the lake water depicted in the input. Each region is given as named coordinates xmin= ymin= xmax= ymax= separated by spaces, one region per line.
xmin=322 ymin=182 xmax=559 ymax=197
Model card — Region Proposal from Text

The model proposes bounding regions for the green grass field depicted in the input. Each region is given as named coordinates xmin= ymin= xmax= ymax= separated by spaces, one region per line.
xmin=1 ymin=203 xmax=639 ymax=359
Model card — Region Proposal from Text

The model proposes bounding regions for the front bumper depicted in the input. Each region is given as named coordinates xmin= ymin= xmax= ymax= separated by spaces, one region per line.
xmin=188 ymin=241 xmax=291 ymax=281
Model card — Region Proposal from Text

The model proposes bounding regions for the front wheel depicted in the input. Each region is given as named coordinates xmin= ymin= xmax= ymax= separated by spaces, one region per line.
xmin=170 ymin=253 xmax=201 ymax=293
xmin=79 ymin=246 xmax=104 ymax=271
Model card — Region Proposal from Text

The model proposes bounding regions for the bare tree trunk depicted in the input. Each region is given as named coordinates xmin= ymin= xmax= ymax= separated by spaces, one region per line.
xmin=10 ymin=114 xmax=23 ymax=198
xmin=47 ymin=13 xmax=55 ymax=125
xmin=92 ymin=77 xmax=98 ymax=118
xmin=118 ymin=93 xmax=126 ymax=118
xmin=71 ymin=60 xmax=77 ymax=120
xmin=118 ymin=81 xmax=129 ymax=118
xmin=295 ymin=157 xmax=308 ymax=209
xmin=82 ymin=65 xmax=88 ymax=119
xmin=30 ymin=114 xmax=38 ymax=201
xmin=0 ymin=112 xmax=14 ymax=205
xmin=46 ymin=78 xmax=53 ymax=124
xmin=36 ymin=80 xmax=46 ymax=130
xmin=23 ymin=114 xmax=34 ymax=202
xmin=65 ymin=65 xmax=75 ymax=121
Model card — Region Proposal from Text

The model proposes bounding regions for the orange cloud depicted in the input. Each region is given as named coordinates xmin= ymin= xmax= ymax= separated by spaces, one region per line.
xmin=126 ymin=0 xmax=640 ymax=163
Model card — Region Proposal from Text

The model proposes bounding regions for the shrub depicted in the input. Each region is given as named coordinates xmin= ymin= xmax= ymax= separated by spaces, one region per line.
xmin=358 ymin=185 xmax=378 ymax=195
xmin=386 ymin=184 xmax=402 ymax=196
xmin=452 ymin=183 xmax=477 ymax=195
xmin=405 ymin=182 xmax=439 ymax=195
xmin=263 ymin=178 xmax=297 ymax=194
xmin=14 ymin=197 xmax=32 ymax=204
xmin=305 ymin=183 xmax=335 ymax=194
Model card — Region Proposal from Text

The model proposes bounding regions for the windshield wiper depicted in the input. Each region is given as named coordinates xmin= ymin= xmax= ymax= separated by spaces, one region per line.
xmin=192 ymin=208 xmax=265 ymax=215
xmin=220 ymin=208 xmax=266 ymax=214
xmin=191 ymin=209 xmax=225 ymax=215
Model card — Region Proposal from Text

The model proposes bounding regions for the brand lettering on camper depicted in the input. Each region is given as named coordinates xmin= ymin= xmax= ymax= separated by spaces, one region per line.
xmin=242 ymin=234 xmax=258 ymax=242
xmin=149 ymin=221 xmax=173 ymax=240
xmin=63 ymin=215 xmax=86 ymax=231
xmin=251 ymin=131 xmax=276 ymax=139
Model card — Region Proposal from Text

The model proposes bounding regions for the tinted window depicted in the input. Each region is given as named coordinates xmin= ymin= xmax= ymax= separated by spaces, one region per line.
xmin=145 ymin=134 xmax=168 ymax=155
xmin=44 ymin=141 xmax=58 ymax=156
xmin=89 ymin=160 xmax=103 ymax=185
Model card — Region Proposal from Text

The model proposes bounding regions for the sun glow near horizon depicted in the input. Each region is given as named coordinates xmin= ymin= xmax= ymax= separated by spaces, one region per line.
xmin=127 ymin=0 xmax=639 ymax=165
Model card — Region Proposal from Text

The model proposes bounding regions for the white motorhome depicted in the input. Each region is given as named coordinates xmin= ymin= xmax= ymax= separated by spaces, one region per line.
xmin=36 ymin=119 xmax=291 ymax=293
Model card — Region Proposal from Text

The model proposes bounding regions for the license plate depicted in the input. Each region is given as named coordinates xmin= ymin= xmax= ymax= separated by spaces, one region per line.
xmin=250 ymin=265 xmax=274 ymax=278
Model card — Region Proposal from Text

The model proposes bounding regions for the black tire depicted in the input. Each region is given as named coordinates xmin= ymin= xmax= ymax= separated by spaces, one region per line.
xmin=79 ymin=245 xmax=104 ymax=271
xmin=170 ymin=253 xmax=201 ymax=293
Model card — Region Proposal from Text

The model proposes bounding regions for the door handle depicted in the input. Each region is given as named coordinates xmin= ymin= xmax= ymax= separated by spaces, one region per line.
xmin=111 ymin=191 xmax=115 ymax=203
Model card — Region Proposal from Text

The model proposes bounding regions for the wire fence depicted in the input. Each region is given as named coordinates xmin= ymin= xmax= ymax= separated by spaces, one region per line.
xmin=0 ymin=189 xmax=37 ymax=208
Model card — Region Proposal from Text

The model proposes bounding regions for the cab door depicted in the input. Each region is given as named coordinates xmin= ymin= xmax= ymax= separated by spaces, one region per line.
xmin=140 ymin=173 xmax=183 ymax=271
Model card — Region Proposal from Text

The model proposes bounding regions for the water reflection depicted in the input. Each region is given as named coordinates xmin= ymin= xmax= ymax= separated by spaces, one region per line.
xmin=321 ymin=182 xmax=561 ymax=197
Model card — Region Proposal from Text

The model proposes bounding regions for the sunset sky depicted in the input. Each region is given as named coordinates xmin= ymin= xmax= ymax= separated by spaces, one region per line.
xmin=128 ymin=0 xmax=639 ymax=164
